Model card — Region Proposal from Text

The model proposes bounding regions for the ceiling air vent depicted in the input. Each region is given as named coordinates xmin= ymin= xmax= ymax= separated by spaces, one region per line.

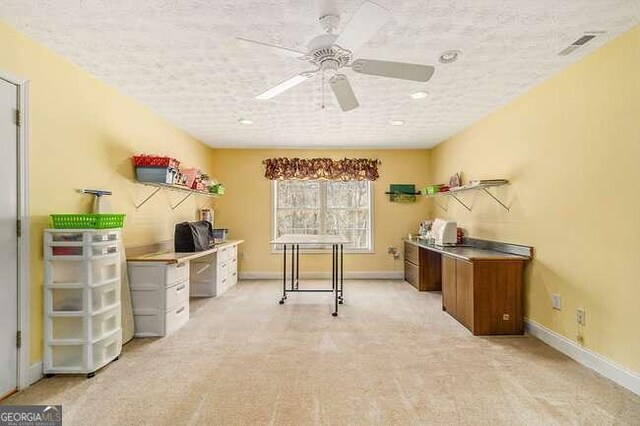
xmin=558 ymin=34 xmax=599 ymax=56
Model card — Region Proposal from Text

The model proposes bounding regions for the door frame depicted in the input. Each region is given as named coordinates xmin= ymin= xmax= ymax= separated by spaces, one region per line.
xmin=0 ymin=70 xmax=31 ymax=391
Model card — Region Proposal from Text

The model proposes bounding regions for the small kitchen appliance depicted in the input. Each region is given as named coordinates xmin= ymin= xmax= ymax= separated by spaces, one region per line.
xmin=431 ymin=218 xmax=457 ymax=246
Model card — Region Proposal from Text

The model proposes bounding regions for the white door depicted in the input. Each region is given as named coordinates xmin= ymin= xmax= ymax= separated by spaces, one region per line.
xmin=0 ymin=77 xmax=19 ymax=398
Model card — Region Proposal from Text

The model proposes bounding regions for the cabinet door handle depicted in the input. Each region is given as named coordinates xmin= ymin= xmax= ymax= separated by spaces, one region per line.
xmin=176 ymin=284 xmax=186 ymax=292
xmin=176 ymin=307 xmax=185 ymax=314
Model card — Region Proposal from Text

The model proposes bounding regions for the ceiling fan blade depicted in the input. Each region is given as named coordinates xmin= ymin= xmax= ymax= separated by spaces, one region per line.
xmin=330 ymin=74 xmax=359 ymax=111
xmin=236 ymin=37 xmax=307 ymax=59
xmin=255 ymin=71 xmax=317 ymax=100
xmin=351 ymin=59 xmax=435 ymax=82
xmin=335 ymin=1 xmax=391 ymax=52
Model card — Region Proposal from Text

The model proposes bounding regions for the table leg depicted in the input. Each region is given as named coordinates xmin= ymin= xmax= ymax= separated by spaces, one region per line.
xmin=295 ymin=244 xmax=300 ymax=290
xmin=331 ymin=244 xmax=338 ymax=317
xmin=339 ymin=243 xmax=344 ymax=304
xmin=279 ymin=244 xmax=287 ymax=304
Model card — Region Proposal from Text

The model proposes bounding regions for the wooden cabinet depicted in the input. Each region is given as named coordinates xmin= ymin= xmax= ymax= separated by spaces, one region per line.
xmin=442 ymin=256 xmax=456 ymax=312
xmin=441 ymin=255 xmax=524 ymax=335
xmin=404 ymin=241 xmax=442 ymax=291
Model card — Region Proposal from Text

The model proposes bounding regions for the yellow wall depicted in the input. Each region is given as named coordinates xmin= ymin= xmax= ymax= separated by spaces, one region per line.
xmin=210 ymin=149 xmax=431 ymax=273
xmin=430 ymin=26 xmax=640 ymax=372
xmin=0 ymin=22 xmax=214 ymax=363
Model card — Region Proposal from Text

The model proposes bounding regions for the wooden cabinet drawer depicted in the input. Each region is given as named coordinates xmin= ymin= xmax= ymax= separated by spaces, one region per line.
xmin=404 ymin=261 xmax=419 ymax=289
xmin=404 ymin=241 xmax=419 ymax=265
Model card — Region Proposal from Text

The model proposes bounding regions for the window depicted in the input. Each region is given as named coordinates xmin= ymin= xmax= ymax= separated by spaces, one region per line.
xmin=273 ymin=180 xmax=373 ymax=251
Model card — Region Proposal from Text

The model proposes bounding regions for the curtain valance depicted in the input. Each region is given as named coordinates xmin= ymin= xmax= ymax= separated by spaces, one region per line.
xmin=263 ymin=157 xmax=380 ymax=181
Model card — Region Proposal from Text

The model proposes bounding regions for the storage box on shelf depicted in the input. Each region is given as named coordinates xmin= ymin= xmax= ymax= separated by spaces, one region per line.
xmin=127 ymin=261 xmax=190 ymax=337
xmin=43 ymin=229 xmax=123 ymax=378
xmin=190 ymin=242 xmax=239 ymax=298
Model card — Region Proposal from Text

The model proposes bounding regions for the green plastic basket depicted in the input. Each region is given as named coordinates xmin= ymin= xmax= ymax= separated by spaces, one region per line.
xmin=50 ymin=214 xmax=125 ymax=229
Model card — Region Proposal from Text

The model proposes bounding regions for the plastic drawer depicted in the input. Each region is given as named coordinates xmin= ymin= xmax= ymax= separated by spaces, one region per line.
xmin=91 ymin=306 xmax=121 ymax=340
xmin=217 ymin=246 xmax=230 ymax=262
xmin=51 ymin=232 xmax=84 ymax=242
xmin=50 ymin=345 xmax=84 ymax=369
xmin=91 ymin=244 xmax=119 ymax=257
xmin=91 ymin=281 xmax=120 ymax=312
xmin=165 ymin=302 xmax=189 ymax=336
xmin=51 ymin=317 xmax=84 ymax=341
xmin=50 ymin=246 xmax=83 ymax=257
xmin=128 ymin=261 xmax=189 ymax=289
xmin=166 ymin=280 xmax=189 ymax=311
xmin=90 ymin=231 xmax=120 ymax=243
xmin=90 ymin=255 xmax=120 ymax=285
xmin=51 ymin=288 xmax=83 ymax=312
xmin=51 ymin=262 xmax=84 ymax=285
xmin=92 ymin=332 xmax=121 ymax=369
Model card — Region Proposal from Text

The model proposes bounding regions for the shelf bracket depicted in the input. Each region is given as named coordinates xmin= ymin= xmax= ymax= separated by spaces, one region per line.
xmin=134 ymin=187 xmax=161 ymax=210
xmin=449 ymin=194 xmax=472 ymax=212
xmin=481 ymin=187 xmax=510 ymax=211
xmin=433 ymin=198 xmax=448 ymax=212
xmin=171 ymin=192 xmax=193 ymax=211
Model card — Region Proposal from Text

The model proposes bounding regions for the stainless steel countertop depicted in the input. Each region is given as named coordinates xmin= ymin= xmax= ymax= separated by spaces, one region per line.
xmin=405 ymin=239 xmax=530 ymax=261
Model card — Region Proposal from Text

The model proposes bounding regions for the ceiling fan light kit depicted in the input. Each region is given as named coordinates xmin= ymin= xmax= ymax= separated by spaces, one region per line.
xmin=239 ymin=0 xmax=436 ymax=112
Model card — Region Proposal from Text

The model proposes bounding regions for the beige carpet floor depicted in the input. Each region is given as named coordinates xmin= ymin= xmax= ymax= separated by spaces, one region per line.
xmin=4 ymin=280 xmax=640 ymax=425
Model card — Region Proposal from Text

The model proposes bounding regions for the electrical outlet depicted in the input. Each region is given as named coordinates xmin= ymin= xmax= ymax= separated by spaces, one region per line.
xmin=551 ymin=293 xmax=562 ymax=310
xmin=576 ymin=309 xmax=586 ymax=326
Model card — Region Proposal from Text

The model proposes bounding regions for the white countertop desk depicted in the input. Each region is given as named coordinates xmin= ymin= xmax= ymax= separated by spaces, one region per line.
xmin=270 ymin=234 xmax=349 ymax=316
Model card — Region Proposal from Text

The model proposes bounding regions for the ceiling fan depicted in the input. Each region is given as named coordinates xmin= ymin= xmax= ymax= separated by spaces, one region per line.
xmin=236 ymin=0 xmax=435 ymax=112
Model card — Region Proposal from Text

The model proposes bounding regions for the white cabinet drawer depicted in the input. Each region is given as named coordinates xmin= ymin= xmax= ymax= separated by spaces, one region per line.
xmin=217 ymin=261 xmax=228 ymax=277
xmin=165 ymin=302 xmax=189 ymax=336
xmin=165 ymin=262 xmax=189 ymax=286
xmin=217 ymin=246 xmax=230 ymax=262
xmin=128 ymin=261 xmax=189 ymax=290
xmin=166 ymin=280 xmax=189 ymax=311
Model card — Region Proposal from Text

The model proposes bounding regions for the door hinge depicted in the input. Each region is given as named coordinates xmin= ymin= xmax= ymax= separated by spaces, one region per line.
xmin=14 ymin=109 xmax=21 ymax=127
xmin=17 ymin=219 xmax=22 ymax=237
xmin=16 ymin=331 xmax=22 ymax=349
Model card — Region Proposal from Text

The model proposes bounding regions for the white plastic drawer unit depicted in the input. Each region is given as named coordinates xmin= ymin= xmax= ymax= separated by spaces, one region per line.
xmin=43 ymin=229 xmax=123 ymax=377
xmin=127 ymin=261 xmax=191 ymax=337
xmin=128 ymin=261 xmax=189 ymax=289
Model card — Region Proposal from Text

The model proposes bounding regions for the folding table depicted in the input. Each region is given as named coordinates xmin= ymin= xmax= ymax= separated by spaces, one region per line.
xmin=270 ymin=234 xmax=348 ymax=316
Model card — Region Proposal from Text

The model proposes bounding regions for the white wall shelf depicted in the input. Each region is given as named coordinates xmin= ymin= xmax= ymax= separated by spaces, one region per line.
xmin=134 ymin=181 xmax=222 ymax=210
xmin=425 ymin=182 xmax=510 ymax=212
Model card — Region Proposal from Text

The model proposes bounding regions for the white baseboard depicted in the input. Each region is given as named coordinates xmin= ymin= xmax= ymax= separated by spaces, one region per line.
xmin=525 ymin=319 xmax=640 ymax=396
xmin=239 ymin=271 xmax=404 ymax=280
xmin=27 ymin=362 xmax=42 ymax=387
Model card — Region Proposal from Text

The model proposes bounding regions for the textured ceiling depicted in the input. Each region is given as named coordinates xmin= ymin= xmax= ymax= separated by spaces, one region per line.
xmin=1 ymin=0 xmax=639 ymax=148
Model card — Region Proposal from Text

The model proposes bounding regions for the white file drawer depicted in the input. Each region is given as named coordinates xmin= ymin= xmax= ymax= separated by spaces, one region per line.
xmin=166 ymin=280 xmax=189 ymax=311
xmin=165 ymin=302 xmax=189 ymax=336
xmin=217 ymin=246 xmax=230 ymax=262
xmin=128 ymin=261 xmax=189 ymax=289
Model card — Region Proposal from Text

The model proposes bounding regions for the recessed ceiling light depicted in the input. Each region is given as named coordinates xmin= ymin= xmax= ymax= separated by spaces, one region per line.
xmin=438 ymin=50 xmax=461 ymax=64
xmin=410 ymin=91 xmax=429 ymax=99
xmin=238 ymin=118 xmax=253 ymax=125
xmin=389 ymin=120 xmax=405 ymax=126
